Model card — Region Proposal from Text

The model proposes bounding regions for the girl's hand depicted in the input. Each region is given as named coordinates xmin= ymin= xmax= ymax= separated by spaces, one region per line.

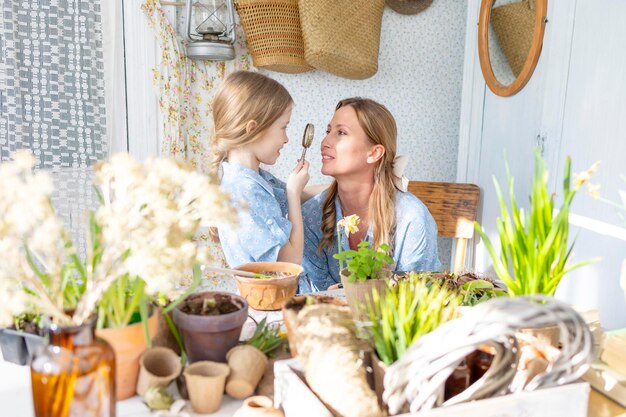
xmin=287 ymin=160 xmax=310 ymax=196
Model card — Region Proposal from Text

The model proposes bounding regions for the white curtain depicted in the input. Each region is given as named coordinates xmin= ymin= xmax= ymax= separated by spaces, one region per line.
xmin=0 ymin=0 xmax=108 ymax=169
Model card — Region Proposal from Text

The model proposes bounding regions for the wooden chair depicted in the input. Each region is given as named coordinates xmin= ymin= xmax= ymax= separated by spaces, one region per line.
xmin=407 ymin=181 xmax=481 ymax=273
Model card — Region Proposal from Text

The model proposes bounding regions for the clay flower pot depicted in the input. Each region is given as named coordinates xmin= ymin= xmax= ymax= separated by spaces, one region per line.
xmin=234 ymin=262 xmax=303 ymax=311
xmin=225 ymin=345 xmax=268 ymax=399
xmin=340 ymin=268 xmax=391 ymax=321
xmin=282 ymin=295 xmax=348 ymax=357
xmin=184 ymin=361 xmax=230 ymax=413
xmin=136 ymin=346 xmax=182 ymax=396
xmin=96 ymin=313 xmax=159 ymax=400
xmin=173 ymin=291 xmax=248 ymax=363
xmin=233 ymin=396 xmax=285 ymax=417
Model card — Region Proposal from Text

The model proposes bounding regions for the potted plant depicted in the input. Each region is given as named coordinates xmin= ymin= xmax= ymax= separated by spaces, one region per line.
xmin=365 ymin=275 xmax=459 ymax=406
xmin=0 ymin=314 xmax=44 ymax=365
xmin=393 ymin=271 xmax=507 ymax=307
xmin=225 ymin=317 xmax=284 ymax=399
xmin=233 ymin=262 xmax=304 ymax=311
xmin=173 ymin=291 xmax=248 ymax=363
xmin=0 ymin=151 xmax=237 ymax=403
xmin=335 ymin=240 xmax=394 ymax=320
xmin=474 ymin=150 xmax=599 ymax=344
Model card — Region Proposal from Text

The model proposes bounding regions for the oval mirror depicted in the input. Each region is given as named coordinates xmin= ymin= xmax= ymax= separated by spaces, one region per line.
xmin=478 ymin=0 xmax=548 ymax=97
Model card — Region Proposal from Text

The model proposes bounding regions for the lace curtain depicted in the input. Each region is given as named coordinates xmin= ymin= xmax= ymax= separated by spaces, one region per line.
xmin=0 ymin=0 xmax=108 ymax=169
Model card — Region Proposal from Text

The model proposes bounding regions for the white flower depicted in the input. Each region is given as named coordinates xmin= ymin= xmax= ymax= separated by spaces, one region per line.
xmin=0 ymin=151 xmax=238 ymax=327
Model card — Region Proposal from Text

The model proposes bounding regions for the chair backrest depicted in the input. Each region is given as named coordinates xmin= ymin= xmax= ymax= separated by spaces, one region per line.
xmin=407 ymin=181 xmax=480 ymax=272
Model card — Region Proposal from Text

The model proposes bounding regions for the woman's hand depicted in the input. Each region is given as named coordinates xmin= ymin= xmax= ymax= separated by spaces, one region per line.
xmin=287 ymin=160 xmax=310 ymax=197
xmin=327 ymin=283 xmax=342 ymax=290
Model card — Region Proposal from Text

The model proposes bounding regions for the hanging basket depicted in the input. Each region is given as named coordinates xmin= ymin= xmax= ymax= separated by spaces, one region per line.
xmin=298 ymin=0 xmax=385 ymax=80
xmin=235 ymin=0 xmax=313 ymax=74
xmin=491 ymin=0 xmax=535 ymax=77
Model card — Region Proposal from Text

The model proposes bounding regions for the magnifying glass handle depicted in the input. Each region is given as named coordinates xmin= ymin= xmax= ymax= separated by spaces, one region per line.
xmin=300 ymin=148 xmax=308 ymax=161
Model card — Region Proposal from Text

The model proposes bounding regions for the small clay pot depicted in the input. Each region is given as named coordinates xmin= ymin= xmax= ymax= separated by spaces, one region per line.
xmin=173 ymin=291 xmax=248 ymax=363
xmin=341 ymin=269 xmax=391 ymax=321
xmin=226 ymin=345 xmax=268 ymax=399
xmin=136 ymin=346 xmax=182 ymax=396
xmin=184 ymin=361 xmax=230 ymax=414
xmin=234 ymin=262 xmax=303 ymax=311
xmin=233 ymin=396 xmax=284 ymax=417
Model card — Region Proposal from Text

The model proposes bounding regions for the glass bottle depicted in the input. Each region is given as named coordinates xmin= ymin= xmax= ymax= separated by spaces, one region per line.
xmin=30 ymin=316 xmax=116 ymax=417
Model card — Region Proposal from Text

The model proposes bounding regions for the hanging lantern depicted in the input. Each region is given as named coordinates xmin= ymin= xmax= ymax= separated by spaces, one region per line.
xmin=185 ymin=0 xmax=236 ymax=60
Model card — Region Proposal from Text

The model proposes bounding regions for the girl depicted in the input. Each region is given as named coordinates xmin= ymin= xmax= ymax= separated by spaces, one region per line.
xmin=210 ymin=71 xmax=310 ymax=267
xmin=302 ymin=97 xmax=441 ymax=291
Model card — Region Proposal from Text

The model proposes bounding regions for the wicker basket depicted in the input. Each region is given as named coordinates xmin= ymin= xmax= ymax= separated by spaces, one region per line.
xmin=491 ymin=0 xmax=535 ymax=77
xmin=298 ymin=0 xmax=385 ymax=80
xmin=235 ymin=0 xmax=313 ymax=74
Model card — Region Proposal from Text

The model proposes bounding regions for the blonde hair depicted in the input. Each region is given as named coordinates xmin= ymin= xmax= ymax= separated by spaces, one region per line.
xmin=319 ymin=98 xmax=398 ymax=254
xmin=208 ymin=71 xmax=293 ymax=178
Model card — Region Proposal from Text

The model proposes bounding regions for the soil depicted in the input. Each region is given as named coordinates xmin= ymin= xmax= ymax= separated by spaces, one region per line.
xmin=180 ymin=294 xmax=240 ymax=316
xmin=283 ymin=295 xmax=342 ymax=313
xmin=11 ymin=319 xmax=44 ymax=336
xmin=256 ymin=271 xmax=290 ymax=279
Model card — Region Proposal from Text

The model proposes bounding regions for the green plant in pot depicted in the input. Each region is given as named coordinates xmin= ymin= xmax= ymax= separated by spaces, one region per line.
xmin=475 ymin=150 xmax=599 ymax=297
xmin=225 ymin=317 xmax=284 ymax=399
xmin=393 ymin=271 xmax=507 ymax=307
xmin=366 ymin=274 xmax=459 ymax=404
xmin=333 ymin=214 xmax=394 ymax=320
xmin=474 ymin=150 xmax=599 ymax=345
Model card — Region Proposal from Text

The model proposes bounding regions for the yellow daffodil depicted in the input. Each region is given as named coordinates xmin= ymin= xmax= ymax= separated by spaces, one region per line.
xmin=337 ymin=214 xmax=360 ymax=237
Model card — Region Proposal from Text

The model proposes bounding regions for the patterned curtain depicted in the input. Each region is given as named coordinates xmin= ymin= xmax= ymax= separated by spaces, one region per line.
xmin=142 ymin=0 xmax=252 ymax=173
xmin=0 ymin=0 xmax=107 ymax=169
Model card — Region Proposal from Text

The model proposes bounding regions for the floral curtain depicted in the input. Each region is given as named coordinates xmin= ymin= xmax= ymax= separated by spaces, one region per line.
xmin=142 ymin=0 xmax=253 ymax=173
xmin=0 ymin=0 xmax=107 ymax=169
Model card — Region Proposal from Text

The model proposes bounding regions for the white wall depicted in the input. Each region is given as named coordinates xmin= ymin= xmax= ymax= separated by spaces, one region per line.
xmin=261 ymin=2 xmax=468 ymax=188
xmin=459 ymin=0 xmax=626 ymax=329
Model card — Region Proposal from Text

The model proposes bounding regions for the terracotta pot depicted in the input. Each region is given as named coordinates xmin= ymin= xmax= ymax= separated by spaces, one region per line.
xmin=184 ymin=361 xmax=230 ymax=414
xmin=233 ymin=396 xmax=284 ymax=417
xmin=341 ymin=269 xmax=390 ymax=321
xmin=226 ymin=345 xmax=268 ymax=399
xmin=173 ymin=291 xmax=248 ymax=363
xmin=136 ymin=347 xmax=182 ymax=396
xmin=281 ymin=295 xmax=348 ymax=357
xmin=233 ymin=262 xmax=303 ymax=311
xmin=96 ymin=314 xmax=158 ymax=400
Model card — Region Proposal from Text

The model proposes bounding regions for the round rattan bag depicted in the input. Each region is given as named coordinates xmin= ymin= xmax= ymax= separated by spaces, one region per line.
xmin=298 ymin=0 xmax=385 ymax=80
xmin=235 ymin=0 xmax=313 ymax=74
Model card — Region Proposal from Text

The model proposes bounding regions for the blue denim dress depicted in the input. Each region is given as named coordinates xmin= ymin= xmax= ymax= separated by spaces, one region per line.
xmin=218 ymin=162 xmax=291 ymax=267
xmin=301 ymin=190 xmax=441 ymax=292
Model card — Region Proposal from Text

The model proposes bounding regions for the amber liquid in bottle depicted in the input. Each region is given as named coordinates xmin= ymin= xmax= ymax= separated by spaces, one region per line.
xmin=30 ymin=318 xmax=116 ymax=417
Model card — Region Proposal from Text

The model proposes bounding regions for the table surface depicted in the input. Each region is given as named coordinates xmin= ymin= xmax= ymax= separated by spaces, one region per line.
xmin=2 ymin=288 xmax=625 ymax=417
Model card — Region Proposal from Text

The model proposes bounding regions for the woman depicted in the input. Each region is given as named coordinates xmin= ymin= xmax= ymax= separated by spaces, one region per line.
xmin=301 ymin=97 xmax=441 ymax=292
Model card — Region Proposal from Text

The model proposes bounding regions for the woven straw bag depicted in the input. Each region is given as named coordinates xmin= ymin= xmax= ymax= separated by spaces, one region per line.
xmin=491 ymin=0 xmax=535 ymax=77
xmin=235 ymin=0 xmax=313 ymax=74
xmin=298 ymin=0 xmax=385 ymax=80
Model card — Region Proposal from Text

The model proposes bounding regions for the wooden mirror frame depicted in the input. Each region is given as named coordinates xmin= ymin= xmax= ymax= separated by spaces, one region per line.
xmin=478 ymin=0 xmax=548 ymax=97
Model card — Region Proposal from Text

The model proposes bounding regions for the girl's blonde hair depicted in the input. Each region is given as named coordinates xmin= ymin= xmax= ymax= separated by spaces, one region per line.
xmin=208 ymin=71 xmax=293 ymax=178
xmin=319 ymin=98 xmax=398 ymax=254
